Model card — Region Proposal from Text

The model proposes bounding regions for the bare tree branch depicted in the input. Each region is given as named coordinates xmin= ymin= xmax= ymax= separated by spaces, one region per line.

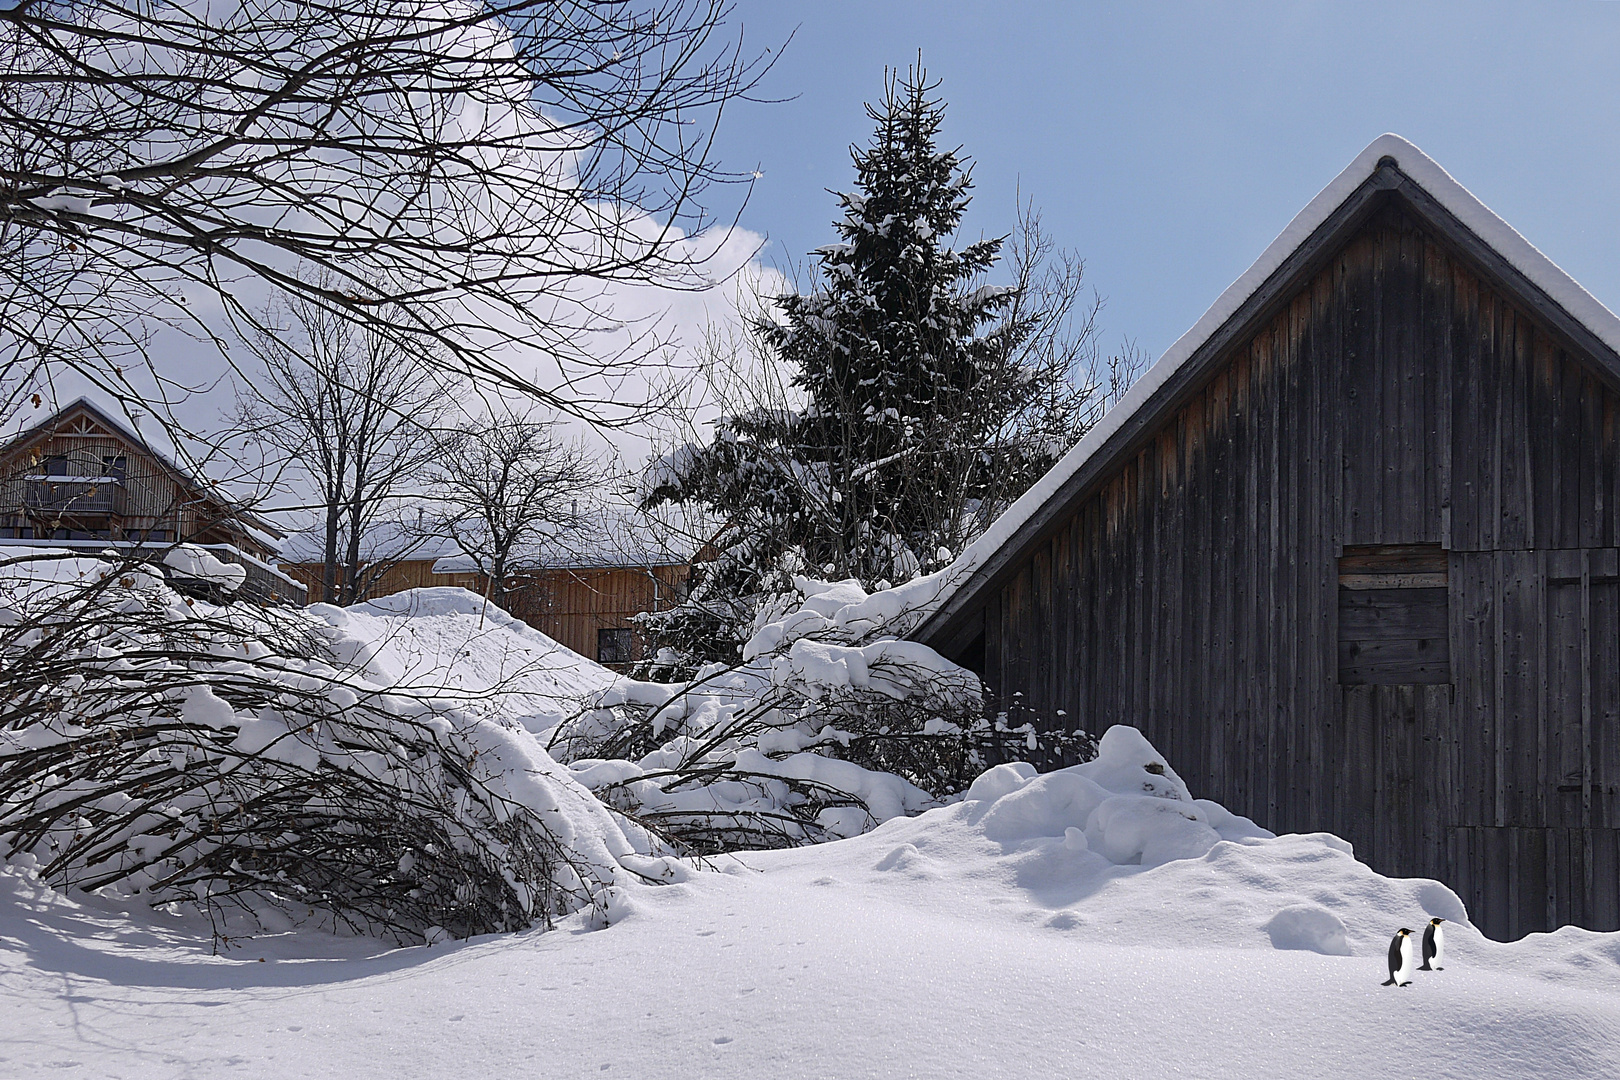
xmin=0 ymin=0 xmax=774 ymax=425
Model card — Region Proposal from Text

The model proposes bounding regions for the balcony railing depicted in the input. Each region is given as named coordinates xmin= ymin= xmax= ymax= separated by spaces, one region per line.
xmin=22 ymin=477 xmax=126 ymax=516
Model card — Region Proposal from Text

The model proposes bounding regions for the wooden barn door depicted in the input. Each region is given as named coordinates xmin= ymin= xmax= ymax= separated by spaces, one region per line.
xmin=1335 ymin=546 xmax=1456 ymax=886
xmin=1448 ymin=549 xmax=1620 ymax=940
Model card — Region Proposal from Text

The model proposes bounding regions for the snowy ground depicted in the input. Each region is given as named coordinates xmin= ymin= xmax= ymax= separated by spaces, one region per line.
xmin=4 ymin=582 xmax=1617 ymax=1078
xmin=6 ymin=781 xmax=1619 ymax=1078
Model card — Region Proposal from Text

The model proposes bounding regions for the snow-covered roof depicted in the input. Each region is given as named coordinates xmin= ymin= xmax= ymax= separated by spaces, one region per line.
xmin=276 ymin=518 xmax=462 ymax=565
xmin=913 ymin=133 xmax=1620 ymax=648
xmin=279 ymin=502 xmax=692 ymax=572
xmin=432 ymin=503 xmax=693 ymax=573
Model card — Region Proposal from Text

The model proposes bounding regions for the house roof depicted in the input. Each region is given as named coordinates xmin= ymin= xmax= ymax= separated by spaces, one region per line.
xmin=279 ymin=500 xmax=693 ymax=572
xmin=0 ymin=396 xmax=285 ymax=542
xmin=912 ymin=133 xmax=1620 ymax=652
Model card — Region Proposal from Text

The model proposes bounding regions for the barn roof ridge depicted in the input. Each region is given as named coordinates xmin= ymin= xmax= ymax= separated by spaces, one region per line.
xmin=912 ymin=133 xmax=1620 ymax=649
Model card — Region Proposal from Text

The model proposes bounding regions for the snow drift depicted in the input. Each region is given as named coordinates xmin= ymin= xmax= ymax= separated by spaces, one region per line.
xmin=758 ymin=721 xmax=1471 ymax=960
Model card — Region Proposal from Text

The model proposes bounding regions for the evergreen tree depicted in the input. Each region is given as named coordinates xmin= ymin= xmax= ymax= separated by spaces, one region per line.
xmin=641 ymin=65 xmax=1134 ymax=670
xmin=766 ymin=69 xmax=1024 ymax=584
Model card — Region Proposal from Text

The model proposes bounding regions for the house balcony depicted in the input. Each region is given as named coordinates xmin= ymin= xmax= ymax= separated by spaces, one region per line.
xmin=23 ymin=477 xmax=127 ymax=516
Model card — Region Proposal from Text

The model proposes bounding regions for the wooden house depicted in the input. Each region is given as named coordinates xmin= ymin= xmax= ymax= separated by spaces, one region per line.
xmin=913 ymin=135 xmax=1620 ymax=941
xmin=0 ymin=398 xmax=303 ymax=603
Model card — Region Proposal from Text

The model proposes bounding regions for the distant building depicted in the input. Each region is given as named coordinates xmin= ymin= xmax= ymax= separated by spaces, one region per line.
xmin=0 ymin=397 xmax=304 ymax=604
xmin=279 ymin=514 xmax=691 ymax=667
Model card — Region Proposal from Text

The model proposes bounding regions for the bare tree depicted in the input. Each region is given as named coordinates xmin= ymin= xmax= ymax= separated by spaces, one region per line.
xmin=0 ymin=1 xmax=776 ymax=941
xmin=236 ymin=290 xmax=454 ymax=605
xmin=432 ymin=412 xmax=595 ymax=606
xmin=0 ymin=0 xmax=773 ymax=425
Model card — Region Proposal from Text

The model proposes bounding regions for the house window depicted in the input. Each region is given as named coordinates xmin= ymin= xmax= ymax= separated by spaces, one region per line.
xmin=597 ymin=627 xmax=635 ymax=665
xmin=1338 ymin=544 xmax=1450 ymax=685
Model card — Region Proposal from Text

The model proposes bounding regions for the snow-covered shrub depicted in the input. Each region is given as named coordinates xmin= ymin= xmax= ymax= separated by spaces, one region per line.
xmin=548 ymin=573 xmax=1095 ymax=852
xmin=0 ymin=550 xmax=640 ymax=943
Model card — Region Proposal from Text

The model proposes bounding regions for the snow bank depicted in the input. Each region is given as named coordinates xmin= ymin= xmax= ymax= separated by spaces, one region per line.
xmin=315 ymin=587 xmax=616 ymax=732
xmin=757 ymin=722 xmax=1472 ymax=960
xmin=969 ymin=725 xmax=1272 ymax=867
xmin=162 ymin=543 xmax=247 ymax=592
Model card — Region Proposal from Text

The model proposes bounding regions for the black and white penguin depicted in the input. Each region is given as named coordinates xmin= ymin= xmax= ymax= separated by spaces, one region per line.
xmin=1420 ymin=917 xmax=1445 ymax=971
xmin=1383 ymin=928 xmax=1416 ymax=986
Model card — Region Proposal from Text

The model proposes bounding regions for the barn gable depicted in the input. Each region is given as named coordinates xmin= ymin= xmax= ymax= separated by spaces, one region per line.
xmin=913 ymin=135 xmax=1620 ymax=940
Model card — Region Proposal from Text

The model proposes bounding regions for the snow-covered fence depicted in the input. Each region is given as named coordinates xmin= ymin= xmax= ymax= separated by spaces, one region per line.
xmin=0 ymin=549 xmax=638 ymax=944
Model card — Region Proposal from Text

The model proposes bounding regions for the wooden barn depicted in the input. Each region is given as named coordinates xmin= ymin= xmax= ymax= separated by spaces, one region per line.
xmin=914 ymin=135 xmax=1620 ymax=941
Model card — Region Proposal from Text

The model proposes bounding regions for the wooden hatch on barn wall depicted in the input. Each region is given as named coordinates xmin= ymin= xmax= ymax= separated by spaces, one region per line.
xmin=1338 ymin=544 xmax=1450 ymax=684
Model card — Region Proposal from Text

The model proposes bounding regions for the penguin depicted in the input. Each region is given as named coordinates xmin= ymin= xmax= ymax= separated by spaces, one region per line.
xmin=1383 ymin=928 xmax=1416 ymax=986
xmin=1420 ymin=917 xmax=1445 ymax=971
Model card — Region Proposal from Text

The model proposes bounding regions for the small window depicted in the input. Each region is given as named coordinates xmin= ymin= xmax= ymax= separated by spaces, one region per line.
xmin=597 ymin=627 xmax=634 ymax=665
xmin=41 ymin=455 xmax=70 ymax=477
xmin=1338 ymin=544 xmax=1450 ymax=685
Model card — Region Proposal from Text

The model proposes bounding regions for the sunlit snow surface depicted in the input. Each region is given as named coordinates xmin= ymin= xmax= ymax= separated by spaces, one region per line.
xmin=318 ymin=586 xmax=616 ymax=731
xmin=6 ymin=724 xmax=1620 ymax=1078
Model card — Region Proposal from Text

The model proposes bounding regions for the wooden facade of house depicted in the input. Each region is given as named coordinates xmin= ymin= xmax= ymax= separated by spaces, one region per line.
xmin=0 ymin=399 xmax=301 ymax=603
xmin=280 ymin=556 xmax=688 ymax=667
xmin=915 ymin=137 xmax=1620 ymax=941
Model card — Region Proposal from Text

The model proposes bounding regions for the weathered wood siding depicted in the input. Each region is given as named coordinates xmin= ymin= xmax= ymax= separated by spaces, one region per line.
xmin=279 ymin=558 xmax=485 ymax=602
xmin=505 ymin=566 xmax=687 ymax=664
xmin=977 ymin=203 xmax=1620 ymax=940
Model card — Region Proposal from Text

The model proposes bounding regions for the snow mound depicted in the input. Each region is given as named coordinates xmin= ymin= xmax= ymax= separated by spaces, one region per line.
xmin=1265 ymin=904 xmax=1352 ymax=955
xmin=753 ymin=723 xmax=1472 ymax=958
xmin=162 ymin=543 xmax=247 ymax=592
xmin=314 ymin=587 xmax=616 ymax=732
xmin=972 ymin=724 xmax=1266 ymax=867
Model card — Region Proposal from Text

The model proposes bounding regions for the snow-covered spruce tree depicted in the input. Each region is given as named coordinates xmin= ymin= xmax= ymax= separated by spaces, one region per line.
xmin=640 ymin=65 xmax=1135 ymax=671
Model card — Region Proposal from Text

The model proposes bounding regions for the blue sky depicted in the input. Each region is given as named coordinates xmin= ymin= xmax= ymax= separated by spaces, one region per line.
xmin=708 ymin=1 xmax=1620 ymax=361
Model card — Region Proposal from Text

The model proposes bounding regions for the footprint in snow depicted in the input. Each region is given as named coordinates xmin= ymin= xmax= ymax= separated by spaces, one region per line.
xmin=713 ymin=1037 xmax=733 ymax=1046
xmin=1046 ymin=911 xmax=1086 ymax=931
